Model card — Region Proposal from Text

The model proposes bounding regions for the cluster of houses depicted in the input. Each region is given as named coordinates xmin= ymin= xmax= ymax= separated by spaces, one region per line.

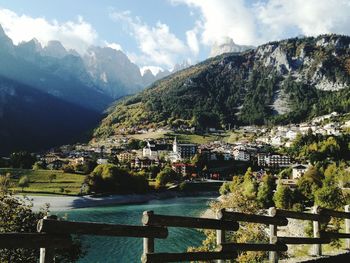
xmin=256 ymin=112 xmax=345 ymax=147
xmin=31 ymin=111 xmax=350 ymax=186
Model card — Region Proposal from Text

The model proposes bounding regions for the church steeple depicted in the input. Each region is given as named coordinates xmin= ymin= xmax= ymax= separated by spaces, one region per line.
xmin=173 ymin=136 xmax=178 ymax=153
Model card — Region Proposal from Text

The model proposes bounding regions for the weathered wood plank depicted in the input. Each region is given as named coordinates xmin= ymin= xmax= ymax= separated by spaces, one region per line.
xmin=345 ymin=205 xmax=350 ymax=250
xmin=278 ymin=237 xmax=330 ymax=244
xmin=217 ymin=209 xmax=288 ymax=226
xmin=220 ymin=242 xmax=288 ymax=252
xmin=141 ymin=251 xmax=237 ymax=263
xmin=37 ymin=219 xmax=168 ymax=238
xmin=320 ymin=207 xmax=350 ymax=219
xmin=142 ymin=213 xmax=239 ymax=230
xmin=313 ymin=206 xmax=322 ymax=256
xmin=268 ymin=207 xmax=278 ymax=263
xmin=0 ymin=233 xmax=72 ymax=249
xmin=321 ymin=231 xmax=350 ymax=239
xmin=276 ymin=209 xmax=329 ymax=222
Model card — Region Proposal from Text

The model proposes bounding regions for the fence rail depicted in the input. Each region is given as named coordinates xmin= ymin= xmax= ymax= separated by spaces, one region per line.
xmin=0 ymin=205 xmax=350 ymax=262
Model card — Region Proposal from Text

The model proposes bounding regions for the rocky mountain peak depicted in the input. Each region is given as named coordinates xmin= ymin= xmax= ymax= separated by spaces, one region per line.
xmin=42 ymin=40 xmax=69 ymax=58
xmin=210 ymin=37 xmax=254 ymax=57
xmin=0 ymin=24 xmax=14 ymax=54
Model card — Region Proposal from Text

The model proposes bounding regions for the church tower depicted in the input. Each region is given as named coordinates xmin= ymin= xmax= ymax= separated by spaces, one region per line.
xmin=173 ymin=136 xmax=178 ymax=153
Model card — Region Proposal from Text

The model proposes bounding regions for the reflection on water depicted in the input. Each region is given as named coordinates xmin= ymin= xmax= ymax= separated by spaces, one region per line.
xmin=57 ymin=196 xmax=215 ymax=263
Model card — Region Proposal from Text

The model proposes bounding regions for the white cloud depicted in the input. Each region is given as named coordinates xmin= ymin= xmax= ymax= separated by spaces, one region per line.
xmin=172 ymin=0 xmax=258 ymax=45
xmin=103 ymin=40 xmax=123 ymax=51
xmin=0 ymin=8 xmax=98 ymax=54
xmin=256 ymin=0 xmax=350 ymax=40
xmin=110 ymin=10 xmax=190 ymax=68
xmin=172 ymin=0 xmax=350 ymax=46
xmin=186 ymin=21 xmax=201 ymax=55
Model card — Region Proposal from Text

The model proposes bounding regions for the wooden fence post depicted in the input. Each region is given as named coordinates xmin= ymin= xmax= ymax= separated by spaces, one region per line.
xmin=268 ymin=207 xmax=278 ymax=263
xmin=345 ymin=205 xmax=350 ymax=250
xmin=216 ymin=209 xmax=225 ymax=263
xmin=143 ymin=211 xmax=155 ymax=256
xmin=312 ymin=206 xmax=321 ymax=256
xmin=39 ymin=215 xmax=57 ymax=263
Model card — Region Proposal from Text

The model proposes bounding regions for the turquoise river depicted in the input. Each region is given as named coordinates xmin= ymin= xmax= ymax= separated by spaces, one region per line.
xmin=56 ymin=196 xmax=216 ymax=263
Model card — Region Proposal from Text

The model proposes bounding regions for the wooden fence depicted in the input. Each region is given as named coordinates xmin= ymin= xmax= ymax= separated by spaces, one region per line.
xmin=0 ymin=205 xmax=349 ymax=262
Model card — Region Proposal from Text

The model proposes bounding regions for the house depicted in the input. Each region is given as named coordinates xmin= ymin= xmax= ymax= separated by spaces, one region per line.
xmin=286 ymin=130 xmax=298 ymax=141
xmin=271 ymin=136 xmax=284 ymax=146
xmin=232 ymin=146 xmax=250 ymax=162
xmin=264 ymin=155 xmax=291 ymax=168
xmin=47 ymin=159 xmax=67 ymax=170
xmin=292 ymin=164 xmax=309 ymax=179
xmin=97 ymin=158 xmax=108 ymax=165
xmin=172 ymin=137 xmax=197 ymax=161
xmin=172 ymin=163 xmax=196 ymax=177
xmin=131 ymin=157 xmax=156 ymax=169
xmin=142 ymin=141 xmax=171 ymax=159
xmin=117 ymin=151 xmax=137 ymax=163
xmin=257 ymin=153 xmax=268 ymax=167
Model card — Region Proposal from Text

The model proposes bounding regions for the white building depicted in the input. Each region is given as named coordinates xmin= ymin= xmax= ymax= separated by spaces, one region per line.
xmin=292 ymin=164 xmax=309 ymax=179
xmin=172 ymin=137 xmax=197 ymax=162
xmin=142 ymin=140 xmax=170 ymax=159
xmin=97 ymin=158 xmax=108 ymax=165
xmin=286 ymin=130 xmax=298 ymax=141
xmin=271 ymin=136 xmax=284 ymax=146
xmin=232 ymin=147 xmax=250 ymax=161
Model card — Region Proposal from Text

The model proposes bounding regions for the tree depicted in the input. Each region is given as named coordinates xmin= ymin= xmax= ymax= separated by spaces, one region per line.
xmin=18 ymin=176 xmax=30 ymax=192
xmin=0 ymin=173 xmax=11 ymax=193
xmin=10 ymin=151 xmax=36 ymax=169
xmin=86 ymin=164 xmax=149 ymax=194
xmin=189 ymin=173 xmax=269 ymax=262
xmin=242 ymin=167 xmax=258 ymax=199
xmin=155 ymin=166 xmax=178 ymax=188
xmin=257 ymin=174 xmax=275 ymax=208
xmin=297 ymin=166 xmax=323 ymax=205
xmin=314 ymin=181 xmax=344 ymax=209
xmin=48 ymin=174 xmax=57 ymax=183
xmin=273 ymin=181 xmax=293 ymax=209
xmin=0 ymin=194 xmax=84 ymax=262
xmin=32 ymin=161 xmax=46 ymax=170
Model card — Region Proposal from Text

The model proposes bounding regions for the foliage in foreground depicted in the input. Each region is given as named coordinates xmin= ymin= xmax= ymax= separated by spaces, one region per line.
xmin=0 ymin=189 xmax=85 ymax=262
xmin=189 ymin=176 xmax=269 ymax=263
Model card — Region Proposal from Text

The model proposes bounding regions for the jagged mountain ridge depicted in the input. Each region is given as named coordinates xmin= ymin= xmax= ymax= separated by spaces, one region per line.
xmin=0 ymin=24 xmax=192 ymax=154
xmin=0 ymin=24 xmax=177 ymax=108
xmin=94 ymin=34 xmax=350 ymax=138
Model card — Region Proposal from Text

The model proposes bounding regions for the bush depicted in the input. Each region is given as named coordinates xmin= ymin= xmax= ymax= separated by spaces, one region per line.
xmin=18 ymin=176 xmax=30 ymax=191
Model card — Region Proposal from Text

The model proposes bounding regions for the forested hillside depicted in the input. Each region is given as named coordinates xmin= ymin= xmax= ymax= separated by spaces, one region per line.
xmin=95 ymin=34 xmax=350 ymax=138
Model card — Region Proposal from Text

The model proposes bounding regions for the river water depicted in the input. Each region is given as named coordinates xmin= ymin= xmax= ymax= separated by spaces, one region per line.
xmin=57 ymin=196 xmax=215 ymax=263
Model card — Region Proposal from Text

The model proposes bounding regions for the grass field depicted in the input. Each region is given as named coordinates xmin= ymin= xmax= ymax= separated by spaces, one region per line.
xmin=127 ymin=130 xmax=170 ymax=140
xmin=164 ymin=132 xmax=229 ymax=144
xmin=0 ymin=168 xmax=86 ymax=195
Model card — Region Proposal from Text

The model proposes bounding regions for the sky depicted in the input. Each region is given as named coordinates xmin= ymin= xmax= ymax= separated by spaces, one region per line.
xmin=0 ymin=0 xmax=350 ymax=73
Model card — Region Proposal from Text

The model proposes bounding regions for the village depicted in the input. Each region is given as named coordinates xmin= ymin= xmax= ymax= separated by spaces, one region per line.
xmin=23 ymin=111 xmax=349 ymax=190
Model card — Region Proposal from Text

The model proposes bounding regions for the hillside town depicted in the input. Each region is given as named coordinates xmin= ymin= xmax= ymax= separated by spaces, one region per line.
xmin=4 ymin=112 xmax=346 ymax=190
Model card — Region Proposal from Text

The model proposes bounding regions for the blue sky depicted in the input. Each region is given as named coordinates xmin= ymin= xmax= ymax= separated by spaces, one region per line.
xmin=0 ymin=0 xmax=350 ymax=72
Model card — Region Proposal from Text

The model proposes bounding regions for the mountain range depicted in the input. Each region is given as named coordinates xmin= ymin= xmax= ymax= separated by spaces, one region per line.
xmin=94 ymin=34 xmax=350 ymax=138
xmin=0 ymin=24 xmax=192 ymax=154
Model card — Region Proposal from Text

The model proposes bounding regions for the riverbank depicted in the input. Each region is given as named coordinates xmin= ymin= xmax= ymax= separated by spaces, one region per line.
xmin=20 ymin=191 xmax=218 ymax=211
